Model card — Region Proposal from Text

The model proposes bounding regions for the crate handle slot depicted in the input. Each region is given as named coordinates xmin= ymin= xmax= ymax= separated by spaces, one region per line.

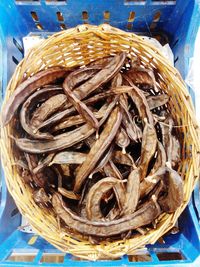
xmin=128 ymin=253 xmax=152 ymax=262
xmin=156 ymin=251 xmax=185 ymax=261
xmin=40 ymin=253 xmax=65 ymax=263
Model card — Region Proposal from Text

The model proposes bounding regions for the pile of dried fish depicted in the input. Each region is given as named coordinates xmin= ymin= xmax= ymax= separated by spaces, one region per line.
xmin=2 ymin=52 xmax=184 ymax=241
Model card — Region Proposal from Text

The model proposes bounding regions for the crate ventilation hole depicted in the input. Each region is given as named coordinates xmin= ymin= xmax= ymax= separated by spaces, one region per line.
xmin=30 ymin=10 xmax=162 ymax=31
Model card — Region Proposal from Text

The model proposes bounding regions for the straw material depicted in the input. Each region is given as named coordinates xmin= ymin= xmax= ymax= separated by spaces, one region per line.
xmin=1 ymin=24 xmax=200 ymax=260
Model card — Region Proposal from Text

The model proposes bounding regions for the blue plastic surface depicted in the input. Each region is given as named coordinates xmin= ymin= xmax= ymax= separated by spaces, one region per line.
xmin=0 ymin=0 xmax=200 ymax=266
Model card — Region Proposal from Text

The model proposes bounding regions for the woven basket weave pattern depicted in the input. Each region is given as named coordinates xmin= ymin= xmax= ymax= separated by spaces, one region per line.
xmin=1 ymin=24 xmax=200 ymax=260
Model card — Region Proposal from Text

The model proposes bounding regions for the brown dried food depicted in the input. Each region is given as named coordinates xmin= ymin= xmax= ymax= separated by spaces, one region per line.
xmin=25 ymin=153 xmax=47 ymax=187
xmin=2 ymin=67 xmax=69 ymax=125
xmin=33 ymin=188 xmax=50 ymax=204
xmin=139 ymin=119 xmax=157 ymax=180
xmin=58 ymin=187 xmax=80 ymax=200
xmin=31 ymin=94 xmax=67 ymax=128
xmin=126 ymin=67 xmax=158 ymax=92
xmin=20 ymin=87 xmax=63 ymax=140
xmin=63 ymin=79 xmax=99 ymax=129
xmin=52 ymin=193 xmax=161 ymax=236
xmin=146 ymin=94 xmax=169 ymax=110
xmin=74 ymin=107 xmax=122 ymax=192
xmin=158 ymin=168 xmax=183 ymax=213
xmin=15 ymin=123 xmax=96 ymax=153
xmin=122 ymin=167 xmax=140 ymax=215
xmin=72 ymin=53 xmax=126 ymax=100
xmin=85 ymin=177 xmax=126 ymax=220
xmin=112 ymin=150 xmax=135 ymax=167
xmin=5 ymin=53 xmax=183 ymax=243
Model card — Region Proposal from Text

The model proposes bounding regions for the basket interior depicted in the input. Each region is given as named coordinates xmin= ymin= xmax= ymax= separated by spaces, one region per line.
xmin=0 ymin=0 xmax=199 ymax=266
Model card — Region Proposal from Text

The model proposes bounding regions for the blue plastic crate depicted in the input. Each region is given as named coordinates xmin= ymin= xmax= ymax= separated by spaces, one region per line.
xmin=0 ymin=0 xmax=199 ymax=266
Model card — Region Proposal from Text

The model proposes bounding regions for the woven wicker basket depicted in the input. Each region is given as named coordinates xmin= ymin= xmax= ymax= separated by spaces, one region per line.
xmin=1 ymin=24 xmax=200 ymax=260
